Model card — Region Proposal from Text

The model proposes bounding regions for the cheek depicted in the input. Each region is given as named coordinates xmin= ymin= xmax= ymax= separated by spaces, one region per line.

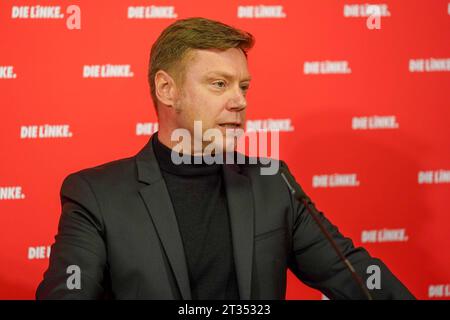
xmin=193 ymin=92 xmax=225 ymax=122
xmin=180 ymin=84 xmax=231 ymax=127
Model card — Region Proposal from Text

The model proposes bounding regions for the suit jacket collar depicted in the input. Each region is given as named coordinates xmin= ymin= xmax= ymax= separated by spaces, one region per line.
xmin=135 ymin=134 xmax=255 ymax=300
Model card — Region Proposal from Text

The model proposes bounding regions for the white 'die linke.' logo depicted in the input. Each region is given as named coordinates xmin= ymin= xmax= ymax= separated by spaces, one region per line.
xmin=11 ymin=5 xmax=81 ymax=29
xmin=66 ymin=265 xmax=81 ymax=290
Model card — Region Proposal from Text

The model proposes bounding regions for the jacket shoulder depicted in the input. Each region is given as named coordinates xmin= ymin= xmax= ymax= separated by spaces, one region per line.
xmin=63 ymin=156 xmax=137 ymax=187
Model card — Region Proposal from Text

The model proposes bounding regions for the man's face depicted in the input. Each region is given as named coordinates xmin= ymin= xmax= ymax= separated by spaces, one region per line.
xmin=172 ymin=47 xmax=251 ymax=153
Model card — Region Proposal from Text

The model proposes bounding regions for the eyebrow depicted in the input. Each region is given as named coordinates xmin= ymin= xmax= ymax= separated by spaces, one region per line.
xmin=205 ymin=71 xmax=252 ymax=82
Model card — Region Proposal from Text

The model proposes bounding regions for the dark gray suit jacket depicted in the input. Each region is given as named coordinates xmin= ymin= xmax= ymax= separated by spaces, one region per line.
xmin=36 ymin=134 xmax=415 ymax=300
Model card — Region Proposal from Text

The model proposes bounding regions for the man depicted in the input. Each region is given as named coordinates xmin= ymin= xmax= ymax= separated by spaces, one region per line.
xmin=36 ymin=17 xmax=415 ymax=300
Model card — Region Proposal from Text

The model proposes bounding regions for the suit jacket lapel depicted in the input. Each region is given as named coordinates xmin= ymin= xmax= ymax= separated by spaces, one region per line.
xmin=223 ymin=162 xmax=255 ymax=300
xmin=135 ymin=135 xmax=192 ymax=300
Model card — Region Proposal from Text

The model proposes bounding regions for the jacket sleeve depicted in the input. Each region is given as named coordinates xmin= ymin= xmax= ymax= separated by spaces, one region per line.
xmin=36 ymin=172 xmax=108 ymax=299
xmin=282 ymin=162 xmax=415 ymax=300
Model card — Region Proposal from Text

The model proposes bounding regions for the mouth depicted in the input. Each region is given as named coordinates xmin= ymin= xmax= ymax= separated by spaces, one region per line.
xmin=218 ymin=123 xmax=242 ymax=129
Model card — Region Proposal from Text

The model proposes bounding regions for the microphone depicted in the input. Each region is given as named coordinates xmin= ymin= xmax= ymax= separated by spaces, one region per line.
xmin=279 ymin=164 xmax=373 ymax=300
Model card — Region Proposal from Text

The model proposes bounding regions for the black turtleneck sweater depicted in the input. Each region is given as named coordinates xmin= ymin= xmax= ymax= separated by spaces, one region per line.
xmin=152 ymin=134 xmax=240 ymax=300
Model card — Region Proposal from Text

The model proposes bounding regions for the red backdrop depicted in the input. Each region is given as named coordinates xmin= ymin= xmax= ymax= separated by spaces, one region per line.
xmin=1 ymin=0 xmax=449 ymax=299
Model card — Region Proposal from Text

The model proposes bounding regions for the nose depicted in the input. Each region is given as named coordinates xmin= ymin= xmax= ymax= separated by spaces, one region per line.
xmin=226 ymin=85 xmax=247 ymax=112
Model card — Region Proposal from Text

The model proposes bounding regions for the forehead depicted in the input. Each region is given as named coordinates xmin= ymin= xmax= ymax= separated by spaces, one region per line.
xmin=183 ymin=48 xmax=251 ymax=80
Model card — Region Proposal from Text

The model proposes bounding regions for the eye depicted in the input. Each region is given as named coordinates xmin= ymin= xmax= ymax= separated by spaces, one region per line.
xmin=240 ymin=84 xmax=250 ymax=92
xmin=212 ymin=80 xmax=227 ymax=88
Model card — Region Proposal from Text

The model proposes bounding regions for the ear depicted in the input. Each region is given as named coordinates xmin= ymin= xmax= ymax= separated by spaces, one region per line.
xmin=154 ymin=70 xmax=177 ymax=107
